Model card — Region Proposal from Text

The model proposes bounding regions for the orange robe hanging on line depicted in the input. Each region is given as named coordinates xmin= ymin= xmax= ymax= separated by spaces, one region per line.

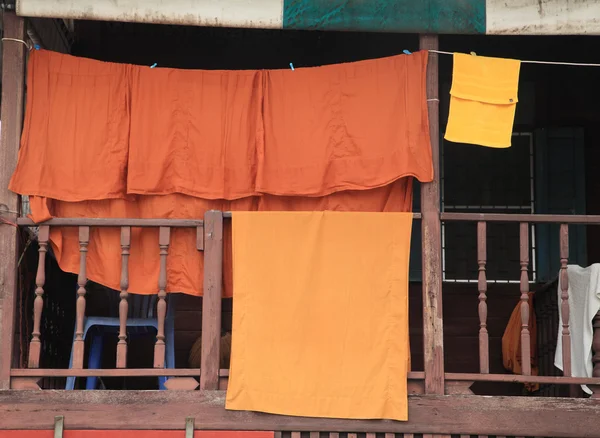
xmin=10 ymin=49 xmax=433 ymax=297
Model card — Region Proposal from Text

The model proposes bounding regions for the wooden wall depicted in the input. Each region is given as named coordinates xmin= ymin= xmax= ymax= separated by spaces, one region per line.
xmin=172 ymin=282 xmax=521 ymax=375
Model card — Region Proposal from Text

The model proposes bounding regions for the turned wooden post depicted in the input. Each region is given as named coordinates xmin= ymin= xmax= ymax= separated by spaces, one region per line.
xmin=154 ymin=227 xmax=170 ymax=368
xmin=116 ymin=226 xmax=131 ymax=368
xmin=519 ymin=223 xmax=531 ymax=375
xmin=201 ymin=210 xmax=223 ymax=390
xmin=477 ymin=221 xmax=489 ymax=374
xmin=72 ymin=227 xmax=90 ymax=369
xmin=27 ymin=226 xmax=49 ymax=369
xmin=559 ymin=224 xmax=572 ymax=376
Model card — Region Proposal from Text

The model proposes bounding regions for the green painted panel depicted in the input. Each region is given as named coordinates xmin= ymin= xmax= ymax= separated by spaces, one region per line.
xmin=283 ymin=0 xmax=486 ymax=34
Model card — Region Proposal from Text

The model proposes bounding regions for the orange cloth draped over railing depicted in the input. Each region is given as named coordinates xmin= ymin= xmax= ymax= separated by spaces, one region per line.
xmin=10 ymin=49 xmax=432 ymax=297
xmin=502 ymin=293 xmax=539 ymax=392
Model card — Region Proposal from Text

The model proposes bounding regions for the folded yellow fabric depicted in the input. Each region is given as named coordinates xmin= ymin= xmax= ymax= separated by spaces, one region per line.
xmin=226 ymin=211 xmax=412 ymax=421
xmin=445 ymin=53 xmax=521 ymax=148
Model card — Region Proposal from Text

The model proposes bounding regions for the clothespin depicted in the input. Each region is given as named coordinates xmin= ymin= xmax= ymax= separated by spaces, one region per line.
xmin=185 ymin=417 xmax=195 ymax=438
xmin=150 ymin=63 xmax=158 ymax=69
xmin=470 ymin=51 xmax=477 ymax=56
xmin=54 ymin=416 xmax=64 ymax=438
xmin=289 ymin=62 xmax=294 ymax=71
xmin=403 ymin=50 xmax=412 ymax=55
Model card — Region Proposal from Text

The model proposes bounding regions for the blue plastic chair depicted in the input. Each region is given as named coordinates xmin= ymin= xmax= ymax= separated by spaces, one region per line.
xmin=65 ymin=290 xmax=176 ymax=390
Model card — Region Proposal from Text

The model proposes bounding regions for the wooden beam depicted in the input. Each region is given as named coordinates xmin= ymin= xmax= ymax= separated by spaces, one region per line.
xmin=201 ymin=210 xmax=223 ymax=390
xmin=0 ymin=391 xmax=599 ymax=437
xmin=0 ymin=12 xmax=26 ymax=390
xmin=419 ymin=34 xmax=444 ymax=395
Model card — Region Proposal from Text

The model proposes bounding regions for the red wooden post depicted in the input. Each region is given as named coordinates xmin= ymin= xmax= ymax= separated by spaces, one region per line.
xmin=0 ymin=12 xmax=26 ymax=390
xmin=117 ymin=226 xmax=131 ymax=368
xmin=154 ymin=227 xmax=170 ymax=368
xmin=72 ymin=226 xmax=90 ymax=369
xmin=419 ymin=34 xmax=444 ymax=395
xmin=519 ymin=223 xmax=531 ymax=376
xmin=477 ymin=221 xmax=489 ymax=374
xmin=27 ymin=226 xmax=49 ymax=369
xmin=559 ymin=224 xmax=572 ymax=376
xmin=201 ymin=210 xmax=223 ymax=390
xmin=591 ymin=310 xmax=600 ymax=398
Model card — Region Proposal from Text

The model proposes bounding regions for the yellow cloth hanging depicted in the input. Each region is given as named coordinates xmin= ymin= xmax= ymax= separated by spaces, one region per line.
xmin=226 ymin=211 xmax=412 ymax=421
xmin=445 ymin=53 xmax=521 ymax=148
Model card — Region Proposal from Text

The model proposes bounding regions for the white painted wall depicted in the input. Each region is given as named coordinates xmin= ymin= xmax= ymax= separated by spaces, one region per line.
xmin=487 ymin=0 xmax=600 ymax=35
xmin=16 ymin=0 xmax=284 ymax=29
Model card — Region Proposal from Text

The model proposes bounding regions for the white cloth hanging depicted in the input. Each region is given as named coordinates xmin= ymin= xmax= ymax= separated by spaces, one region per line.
xmin=554 ymin=264 xmax=600 ymax=394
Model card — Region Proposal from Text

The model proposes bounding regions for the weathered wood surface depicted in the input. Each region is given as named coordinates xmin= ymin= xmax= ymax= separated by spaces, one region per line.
xmin=519 ymin=223 xmax=531 ymax=376
xmin=72 ymin=227 xmax=90 ymax=369
xmin=201 ymin=211 xmax=224 ymax=390
xmin=0 ymin=12 xmax=26 ymax=389
xmin=116 ymin=226 xmax=131 ymax=368
xmin=11 ymin=369 xmax=600 ymax=386
xmin=559 ymin=224 xmax=572 ymax=376
xmin=0 ymin=391 xmax=599 ymax=437
xmin=27 ymin=226 xmax=49 ymax=369
xmin=592 ymin=310 xmax=600 ymax=398
xmin=419 ymin=34 xmax=444 ymax=395
xmin=441 ymin=212 xmax=600 ymax=224
xmin=476 ymin=221 xmax=488 ymax=374
xmin=17 ymin=217 xmax=204 ymax=227
xmin=154 ymin=227 xmax=171 ymax=368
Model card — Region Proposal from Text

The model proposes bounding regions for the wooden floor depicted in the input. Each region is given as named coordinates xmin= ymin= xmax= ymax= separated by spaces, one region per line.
xmin=0 ymin=391 xmax=599 ymax=437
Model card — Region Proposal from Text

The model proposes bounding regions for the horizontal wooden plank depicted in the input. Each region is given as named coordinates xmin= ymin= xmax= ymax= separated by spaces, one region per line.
xmin=441 ymin=212 xmax=600 ymax=224
xmin=446 ymin=373 xmax=600 ymax=386
xmin=0 ymin=432 xmax=274 ymax=438
xmin=13 ymin=367 xmax=596 ymax=387
xmin=17 ymin=218 xmax=204 ymax=228
xmin=222 ymin=212 xmax=422 ymax=220
xmin=0 ymin=391 xmax=599 ymax=437
xmin=10 ymin=368 xmax=205 ymax=377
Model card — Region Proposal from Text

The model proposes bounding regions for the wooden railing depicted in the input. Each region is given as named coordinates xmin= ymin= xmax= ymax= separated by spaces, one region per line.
xmin=441 ymin=212 xmax=600 ymax=396
xmin=13 ymin=215 xmax=214 ymax=391
xmin=8 ymin=211 xmax=600 ymax=396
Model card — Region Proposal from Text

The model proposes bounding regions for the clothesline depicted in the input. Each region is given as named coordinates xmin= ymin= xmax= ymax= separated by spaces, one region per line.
xmin=428 ymin=49 xmax=600 ymax=67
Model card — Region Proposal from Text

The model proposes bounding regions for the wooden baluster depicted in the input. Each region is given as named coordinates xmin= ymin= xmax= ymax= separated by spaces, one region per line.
xmin=201 ymin=211 xmax=223 ymax=390
xmin=560 ymin=223 xmax=572 ymax=376
xmin=519 ymin=223 xmax=531 ymax=376
xmin=477 ymin=221 xmax=489 ymax=374
xmin=72 ymin=226 xmax=90 ymax=369
xmin=27 ymin=225 xmax=49 ymax=369
xmin=116 ymin=227 xmax=131 ymax=369
xmin=154 ymin=227 xmax=170 ymax=368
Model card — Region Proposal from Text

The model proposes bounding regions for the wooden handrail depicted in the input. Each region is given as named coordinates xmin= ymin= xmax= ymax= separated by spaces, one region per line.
xmin=442 ymin=212 xmax=600 ymax=224
xmin=17 ymin=218 xmax=204 ymax=227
